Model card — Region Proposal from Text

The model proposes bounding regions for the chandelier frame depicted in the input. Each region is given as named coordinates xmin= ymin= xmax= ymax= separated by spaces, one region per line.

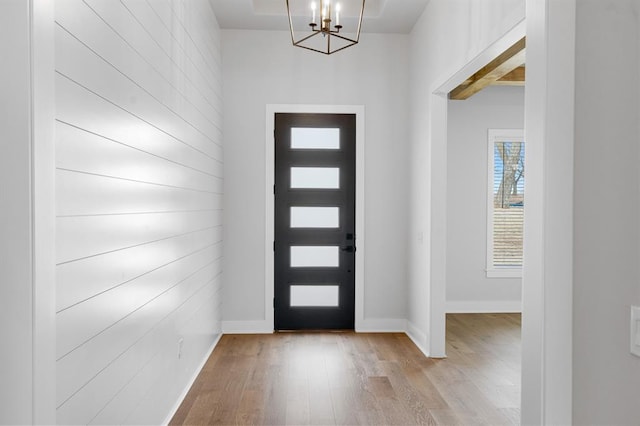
xmin=286 ymin=0 xmax=366 ymax=55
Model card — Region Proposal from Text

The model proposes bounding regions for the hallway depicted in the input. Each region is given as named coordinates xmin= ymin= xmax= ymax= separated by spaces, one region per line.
xmin=170 ymin=314 xmax=521 ymax=425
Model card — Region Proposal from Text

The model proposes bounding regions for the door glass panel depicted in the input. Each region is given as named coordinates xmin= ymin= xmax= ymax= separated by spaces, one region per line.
xmin=291 ymin=167 xmax=340 ymax=189
xmin=290 ymin=285 xmax=339 ymax=307
xmin=290 ymin=246 xmax=339 ymax=267
xmin=290 ymin=207 xmax=339 ymax=228
xmin=291 ymin=128 xmax=340 ymax=150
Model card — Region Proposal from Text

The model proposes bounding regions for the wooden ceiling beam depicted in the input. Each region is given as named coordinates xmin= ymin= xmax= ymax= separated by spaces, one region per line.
xmin=449 ymin=37 xmax=526 ymax=100
xmin=492 ymin=66 xmax=526 ymax=86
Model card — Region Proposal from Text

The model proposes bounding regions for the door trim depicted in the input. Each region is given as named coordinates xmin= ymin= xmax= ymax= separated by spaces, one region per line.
xmin=424 ymin=20 xmax=527 ymax=358
xmin=265 ymin=104 xmax=365 ymax=332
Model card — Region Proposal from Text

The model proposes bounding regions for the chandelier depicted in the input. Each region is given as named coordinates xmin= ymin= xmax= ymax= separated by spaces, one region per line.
xmin=286 ymin=0 xmax=365 ymax=55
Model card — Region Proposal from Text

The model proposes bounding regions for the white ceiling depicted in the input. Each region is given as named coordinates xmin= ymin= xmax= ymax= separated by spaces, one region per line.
xmin=209 ymin=0 xmax=430 ymax=34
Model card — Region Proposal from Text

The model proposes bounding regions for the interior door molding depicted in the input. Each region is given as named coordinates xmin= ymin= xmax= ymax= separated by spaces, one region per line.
xmin=427 ymin=11 xmax=574 ymax=425
xmin=426 ymin=19 xmax=528 ymax=359
xmin=265 ymin=104 xmax=365 ymax=332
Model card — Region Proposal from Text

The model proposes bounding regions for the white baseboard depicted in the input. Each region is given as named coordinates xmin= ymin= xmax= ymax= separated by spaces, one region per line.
xmin=356 ymin=318 xmax=407 ymax=332
xmin=222 ymin=320 xmax=273 ymax=334
xmin=446 ymin=300 xmax=522 ymax=313
xmin=406 ymin=320 xmax=431 ymax=358
xmin=162 ymin=333 xmax=222 ymax=425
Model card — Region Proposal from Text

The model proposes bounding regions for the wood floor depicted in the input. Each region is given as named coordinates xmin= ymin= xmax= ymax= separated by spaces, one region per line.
xmin=170 ymin=313 xmax=521 ymax=425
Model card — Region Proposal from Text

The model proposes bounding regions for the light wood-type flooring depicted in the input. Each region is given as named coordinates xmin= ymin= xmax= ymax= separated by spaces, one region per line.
xmin=170 ymin=313 xmax=521 ymax=425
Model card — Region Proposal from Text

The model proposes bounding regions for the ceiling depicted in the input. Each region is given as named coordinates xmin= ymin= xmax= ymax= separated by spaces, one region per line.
xmin=209 ymin=0 xmax=431 ymax=34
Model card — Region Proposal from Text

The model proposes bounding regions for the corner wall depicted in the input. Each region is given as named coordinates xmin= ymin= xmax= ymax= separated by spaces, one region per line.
xmin=0 ymin=1 xmax=37 ymax=423
xmin=0 ymin=0 xmax=55 ymax=423
xmin=54 ymin=1 xmax=223 ymax=423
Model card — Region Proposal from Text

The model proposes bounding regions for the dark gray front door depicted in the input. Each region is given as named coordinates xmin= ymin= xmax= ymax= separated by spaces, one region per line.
xmin=274 ymin=113 xmax=356 ymax=330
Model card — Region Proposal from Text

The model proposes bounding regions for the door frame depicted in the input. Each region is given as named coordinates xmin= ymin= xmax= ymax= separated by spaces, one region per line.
xmin=425 ymin=19 xmax=528 ymax=359
xmin=265 ymin=104 xmax=365 ymax=331
xmin=426 ymin=5 xmax=575 ymax=423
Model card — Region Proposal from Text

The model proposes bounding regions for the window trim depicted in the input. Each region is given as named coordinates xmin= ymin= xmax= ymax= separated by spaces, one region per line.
xmin=486 ymin=129 xmax=525 ymax=278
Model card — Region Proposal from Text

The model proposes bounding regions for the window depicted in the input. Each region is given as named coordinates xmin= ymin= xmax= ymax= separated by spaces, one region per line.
xmin=487 ymin=129 xmax=525 ymax=278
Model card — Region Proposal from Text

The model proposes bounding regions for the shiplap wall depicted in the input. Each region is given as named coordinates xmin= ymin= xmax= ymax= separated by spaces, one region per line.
xmin=54 ymin=0 xmax=223 ymax=423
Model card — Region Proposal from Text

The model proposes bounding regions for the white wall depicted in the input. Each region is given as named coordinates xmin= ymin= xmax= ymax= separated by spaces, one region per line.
xmin=222 ymin=30 xmax=410 ymax=329
xmin=0 ymin=0 xmax=55 ymax=423
xmin=521 ymin=0 xmax=576 ymax=422
xmin=407 ymin=0 xmax=525 ymax=355
xmin=572 ymin=0 xmax=640 ymax=423
xmin=0 ymin=2 xmax=36 ymax=423
xmin=446 ymin=86 xmax=524 ymax=312
xmin=54 ymin=0 xmax=223 ymax=423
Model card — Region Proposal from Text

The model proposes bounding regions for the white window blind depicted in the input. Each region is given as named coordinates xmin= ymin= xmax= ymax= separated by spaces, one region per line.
xmin=487 ymin=129 xmax=525 ymax=278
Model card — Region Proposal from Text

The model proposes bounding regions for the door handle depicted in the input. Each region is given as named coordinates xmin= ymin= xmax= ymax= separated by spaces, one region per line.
xmin=341 ymin=246 xmax=356 ymax=253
